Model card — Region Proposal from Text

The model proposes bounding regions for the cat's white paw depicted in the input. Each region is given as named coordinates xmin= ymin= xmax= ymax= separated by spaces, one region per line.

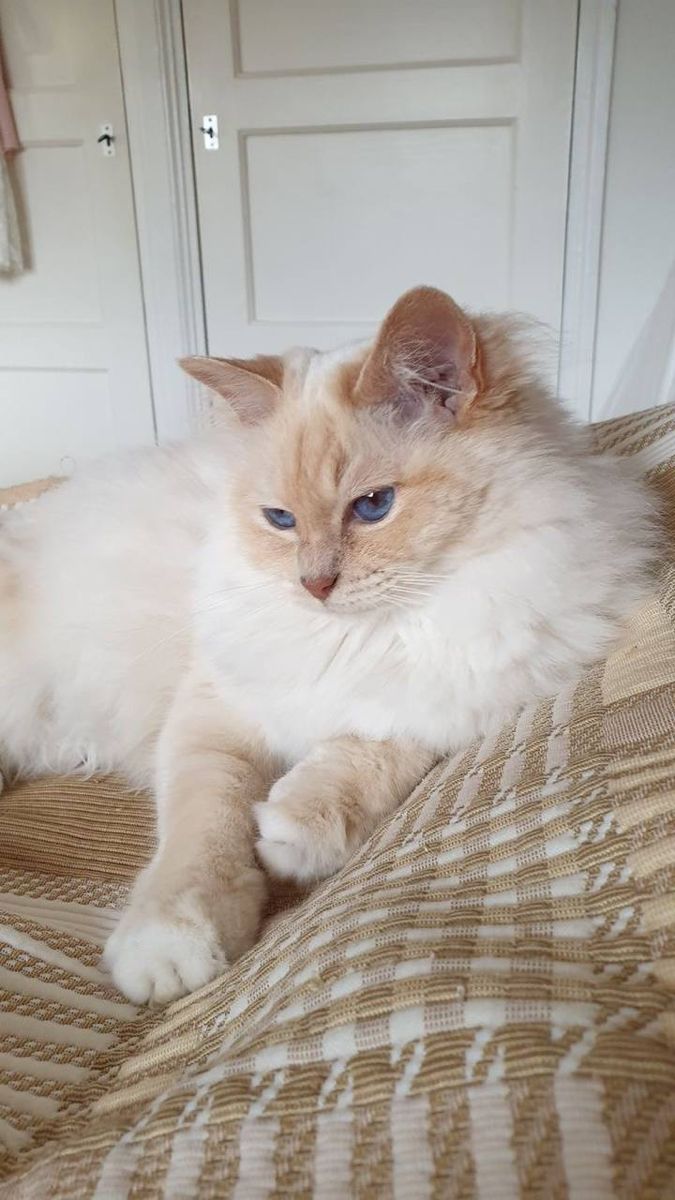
xmin=255 ymin=802 xmax=314 ymax=881
xmin=105 ymin=865 xmax=267 ymax=1005
xmin=104 ymin=900 xmax=227 ymax=1005
xmin=255 ymin=780 xmax=349 ymax=883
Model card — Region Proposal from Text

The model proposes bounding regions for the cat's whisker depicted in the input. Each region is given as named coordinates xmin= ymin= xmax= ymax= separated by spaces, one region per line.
xmin=128 ymin=596 xmax=245 ymax=666
xmin=384 ymin=590 xmax=429 ymax=602
xmin=388 ymin=578 xmax=435 ymax=590
xmin=385 ymin=597 xmax=431 ymax=609
xmin=227 ymin=598 xmax=281 ymax=623
xmin=197 ymin=580 xmax=276 ymax=603
xmin=193 ymin=598 xmax=249 ymax=618
xmin=385 ymin=584 xmax=434 ymax=600
xmin=388 ymin=578 xmax=436 ymax=588
xmin=392 ymin=575 xmax=454 ymax=592
xmin=131 ymin=589 xmax=285 ymax=667
xmin=127 ymin=621 xmax=194 ymax=667
xmin=377 ymin=595 xmax=412 ymax=612
xmin=395 ymin=572 xmax=449 ymax=585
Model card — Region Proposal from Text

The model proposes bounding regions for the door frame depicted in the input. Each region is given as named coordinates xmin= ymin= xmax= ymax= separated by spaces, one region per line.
xmin=115 ymin=0 xmax=206 ymax=441
xmin=116 ymin=0 xmax=616 ymax=433
xmin=558 ymin=0 xmax=618 ymax=420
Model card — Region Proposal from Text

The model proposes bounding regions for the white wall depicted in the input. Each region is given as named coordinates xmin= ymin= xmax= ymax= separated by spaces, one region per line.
xmin=592 ymin=0 xmax=675 ymax=418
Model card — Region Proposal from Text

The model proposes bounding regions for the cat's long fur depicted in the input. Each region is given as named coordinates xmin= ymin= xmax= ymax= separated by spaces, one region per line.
xmin=0 ymin=288 xmax=656 ymax=1002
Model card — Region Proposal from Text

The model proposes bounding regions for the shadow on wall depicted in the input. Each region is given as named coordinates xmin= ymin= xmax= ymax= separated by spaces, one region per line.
xmin=597 ymin=257 xmax=675 ymax=421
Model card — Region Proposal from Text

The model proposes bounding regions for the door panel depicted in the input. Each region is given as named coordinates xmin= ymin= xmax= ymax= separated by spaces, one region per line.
xmin=184 ymin=0 xmax=577 ymax=370
xmin=246 ymin=125 xmax=513 ymax=322
xmin=6 ymin=145 xmax=101 ymax=323
xmin=235 ymin=0 xmax=522 ymax=73
xmin=0 ymin=0 xmax=155 ymax=487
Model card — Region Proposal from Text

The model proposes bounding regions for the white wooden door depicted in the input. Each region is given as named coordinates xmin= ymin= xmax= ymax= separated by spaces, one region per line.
xmin=0 ymin=0 xmax=155 ymax=487
xmin=183 ymin=0 xmax=578 ymax=369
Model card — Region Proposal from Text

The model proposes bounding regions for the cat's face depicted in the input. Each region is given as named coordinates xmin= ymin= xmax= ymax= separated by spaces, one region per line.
xmin=182 ymin=287 xmax=518 ymax=614
xmin=233 ymin=389 xmax=485 ymax=613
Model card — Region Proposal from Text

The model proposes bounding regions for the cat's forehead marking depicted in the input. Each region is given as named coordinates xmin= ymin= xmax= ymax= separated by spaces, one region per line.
xmin=297 ymin=342 xmax=368 ymax=414
xmin=285 ymin=409 xmax=349 ymax=505
xmin=267 ymin=339 xmax=403 ymax=515
xmin=283 ymin=347 xmax=316 ymax=400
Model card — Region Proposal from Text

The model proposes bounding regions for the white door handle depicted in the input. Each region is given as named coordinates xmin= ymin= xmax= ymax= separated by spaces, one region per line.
xmin=200 ymin=115 xmax=219 ymax=150
xmin=97 ymin=123 xmax=115 ymax=156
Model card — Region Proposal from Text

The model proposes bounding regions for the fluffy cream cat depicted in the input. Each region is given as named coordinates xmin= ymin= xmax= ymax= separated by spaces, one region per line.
xmin=0 ymin=287 xmax=655 ymax=1004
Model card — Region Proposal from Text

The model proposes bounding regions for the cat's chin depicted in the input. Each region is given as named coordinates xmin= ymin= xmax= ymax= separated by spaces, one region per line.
xmin=297 ymin=592 xmax=383 ymax=617
xmin=320 ymin=593 xmax=407 ymax=618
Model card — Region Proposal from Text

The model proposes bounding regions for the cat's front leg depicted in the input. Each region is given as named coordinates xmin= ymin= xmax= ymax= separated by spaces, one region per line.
xmin=255 ymin=736 xmax=435 ymax=884
xmin=104 ymin=669 xmax=277 ymax=1004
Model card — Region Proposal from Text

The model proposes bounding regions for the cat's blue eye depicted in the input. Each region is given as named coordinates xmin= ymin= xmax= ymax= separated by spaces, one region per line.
xmin=262 ymin=507 xmax=296 ymax=530
xmin=352 ymin=487 xmax=395 ymax=523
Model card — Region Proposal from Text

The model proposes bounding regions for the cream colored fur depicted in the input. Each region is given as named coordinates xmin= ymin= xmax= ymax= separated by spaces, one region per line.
xmin=0 ymin=288 xmax=656 ymax=1003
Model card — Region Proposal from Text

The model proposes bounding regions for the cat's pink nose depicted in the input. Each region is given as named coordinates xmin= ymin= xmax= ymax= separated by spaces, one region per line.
xmin=301 ymin=573 xmax=338 ymax=601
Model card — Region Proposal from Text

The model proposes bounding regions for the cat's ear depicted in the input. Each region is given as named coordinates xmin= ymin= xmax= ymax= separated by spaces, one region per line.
xmin=178 ymin=355 xmax=283 ymax=424
xmin=354 ymin=286 xmax=482 ymax=423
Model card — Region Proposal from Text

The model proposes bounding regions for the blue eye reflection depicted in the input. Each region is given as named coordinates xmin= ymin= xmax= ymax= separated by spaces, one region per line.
xmin=352 ymin=487 xmax=395 ymax=523
xmin=263 ymin=507 xmax=296 ymax=530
